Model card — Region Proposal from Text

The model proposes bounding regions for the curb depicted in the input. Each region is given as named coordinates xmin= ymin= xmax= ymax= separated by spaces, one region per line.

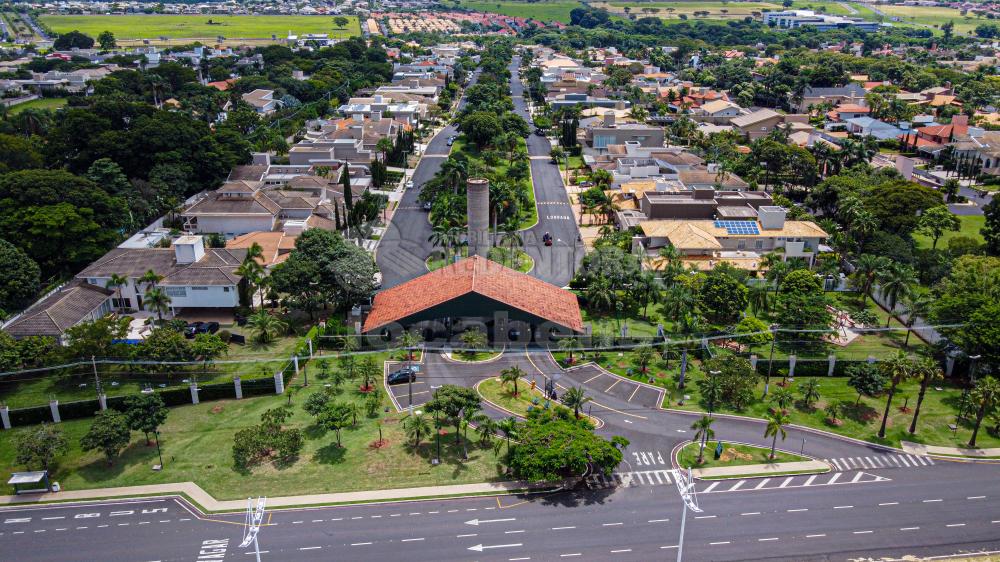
xmin=442 ymin=348 xmax=506 ymax=364
xmin=669 ymin=439 xmax=830 ymax=480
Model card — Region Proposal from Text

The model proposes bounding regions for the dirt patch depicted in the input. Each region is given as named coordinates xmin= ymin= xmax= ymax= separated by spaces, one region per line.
xmin=369 ymin=439 xmax=390 ymax=449
xmin=720 ymin=448 xmax=753 ymax=462
xmin=210 ymin=405 xmax=225 ymax=414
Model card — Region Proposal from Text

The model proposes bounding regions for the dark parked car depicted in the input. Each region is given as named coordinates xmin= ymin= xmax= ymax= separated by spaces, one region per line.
xmin=198 ymin=322 xmax=220 ymax=335
xmin=183 ymin=322 xmax=204 ymax=338
xmin=387 ymin=368 xmax=416 ymax=385
xmin=534 ymin=128 xmax=547 ymax=136
xmin=422 ymin=201 xmax=433 ymax=211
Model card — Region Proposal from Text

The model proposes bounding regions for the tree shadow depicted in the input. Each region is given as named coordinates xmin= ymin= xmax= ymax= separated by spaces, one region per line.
xmin=304 ymin=423 xmax=328 ymax=440
xmin=841 ymin=401 xmax=880 ymax=424
xmin=76 ymin=440 xmax=156 ymax=483
xmin=314 ymin=442 xmax=347 ymax=465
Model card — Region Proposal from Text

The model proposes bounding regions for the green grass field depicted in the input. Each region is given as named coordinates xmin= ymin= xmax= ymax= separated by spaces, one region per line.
xmin=878 ymin=4 xmax=982 ymax=34
xmin=0 ymin=358 xmax=504 ymax=500
xmin=8 ymin=97 xmax=67 ymax=115
xmin=448 ymin=0 xmax=582 ymax=22
xmin=596 ymin=0 xmax=855 ymax=19
xmin=39 ymin=14 xmax=360 ymax=42
xmin=913 ymin=214 xmax=985 ymax=250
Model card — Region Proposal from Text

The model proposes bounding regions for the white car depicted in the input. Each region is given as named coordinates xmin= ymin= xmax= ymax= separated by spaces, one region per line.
xmin=405 ymin=180 xmax=414 ymax=189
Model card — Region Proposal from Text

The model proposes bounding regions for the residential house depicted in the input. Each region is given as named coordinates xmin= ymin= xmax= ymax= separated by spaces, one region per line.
xmin=797 ymin=83 xmax=867 ymax=112
xmin=731 ymin=109 xmax=808 ymax=140
xmin=844 ymin=116 xmax=904 ymax=140
xmin=2 ymin=281 xmax=114 ymax=341
xmin=583 ymin=112 xmax=663 ymax=153
xmin=690 ymin=99 xmax=747 ymax=124
xmin=242 ymin=89 xmax=279 ymax=114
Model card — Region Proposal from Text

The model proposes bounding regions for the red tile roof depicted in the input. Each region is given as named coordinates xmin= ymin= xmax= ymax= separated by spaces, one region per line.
xmin=363 ymin=256 xmax=583 ymax=333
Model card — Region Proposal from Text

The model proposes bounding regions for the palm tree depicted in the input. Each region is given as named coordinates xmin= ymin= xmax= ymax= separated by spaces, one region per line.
xmin=657 ymin=245 xmax=683 ymax=282
xmin=498 ymin=417 xmax=518 ymax=458
xmin=900 ymin=292 xmax=932 ymax=348
xmin=459 ymin=328 xmax=487 ymax=353
xmin=908 ymin=357 xmax=941 ymax=434
xmin=499 ymin=365 xmax=525 ymax=397
xmin=676 ymin=313 xmax=703 ymax=389
xmin=497 ymin=229 xmax=523 ymax=268
xmin=375 ymin=137 xmax=395 ymax=163
xmin=140 ymin=269 xmax=164 ymax=290
xmin=144 ymin=287 xmax=171 ymax=323
xmin=799 ymin=379 xmax=821 ymax=409
xmin=852 ymin=254 xmax=889 ymax=305
xmin=585 ymin=279 xmax=615 ymax=313
xmin=878 ymin=263 xmax=918 ymax=328
xmin=403 ymin=414 xmax=431 ymax=449
xmin=691 ymin=415 xmax=715 ymax=464
xmin=246 ymin=310 xmax=287 ymax=344
xmin=561 ymin=386 xmax=591 ymax=419
xmin=399 ymin=330 xmax=423 ymax=365
xmin=663 ymin=284 xmax=696 ymax=322
xmin=877 ymin=352 xmax=917 ymax=439
xmin=557 ymin=337 xmax=579 ymax=363
xmin=764 ymin=408 xmax=790 ymax=460
xmin=428 ymin=224 xmax=452 ymax=264
xmin=105 ymin=273 xmax=128 ymax=311
xmin=770 ymin=387 xmax=795 ymax=411
xmin=634 ymin=271 xmax=663 ymax=318
xmin=748 ymin=284 xmax=770 ymax=315
xmin=967 ymin=377 xmax=1000 ymax=448
xmin=236 ymin=259 xmax=264 ymax=311
xmin=476 ymin=416 xmax=498 ymax=445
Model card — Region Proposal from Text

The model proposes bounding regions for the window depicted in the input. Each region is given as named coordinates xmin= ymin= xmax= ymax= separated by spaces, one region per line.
xmin=164 ymin=287 xmax=187 ymax=298
xmin=111 ymin=298 xmax=130 ymax=309
xmin=755 ymin=240 xmax=764 ymax=250
xmin=737 ymin=240 xmax=746 ymax=250
xmin=223 ymin=287 xmax=231 ymax=292
xmin=192 ymin=286 xmax=208 ymax=291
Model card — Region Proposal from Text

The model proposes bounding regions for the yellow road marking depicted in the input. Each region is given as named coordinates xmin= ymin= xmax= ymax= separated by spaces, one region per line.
xmin=628 ymin=385 xmax=641 ymax=403
xmin=583 ymin=373 xmax=604 ymax=384
xmin=605 ymin=379 xmax=620 ymax=393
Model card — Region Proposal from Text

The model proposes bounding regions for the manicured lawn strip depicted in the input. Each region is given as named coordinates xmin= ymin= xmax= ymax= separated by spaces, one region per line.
xmin=667 ymin=372 xmax=1000 ymax=450
xmin=477 ymin=376 xmax=555 ymax=418
xmin=451 ymin=351 xmax=504 ymax=362
xmin=676 ymin=441 xmax=808 ymax=469
xmin=913 ymin=214 xmax=984 ymax=249
xmin=0 ymin=358 xmax=504 ymax=500
xmin=8 ymin=97 xmax=67 ymax=114
xmin=39 ymin=14 xmax=360 ymax=40
xmin=487 ymin=247 xmax=534 ymax=273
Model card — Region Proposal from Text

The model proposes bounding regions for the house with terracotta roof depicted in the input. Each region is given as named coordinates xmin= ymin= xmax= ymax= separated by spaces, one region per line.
xmin=362 ymin=256 xmax=583 ymax=343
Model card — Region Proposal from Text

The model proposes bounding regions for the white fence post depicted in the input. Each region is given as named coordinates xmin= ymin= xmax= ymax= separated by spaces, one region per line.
xmin=189 ymin=383 xmax=199 ymax=405
xmin=274 ymin=370 xmax=285 ymax=394
xmin=0 ymin=405 xmax=10 ymax=430
xmin=234 ymin=376 xmax=243 ymax=400
xmin=788 ymin=354 xmax=797 ymax=378
xmin=750 ymin=354 xmax=758 ymax=370
xmin=98 ymin=394 xmax=107 ymax=410
xmin=49 ymin=400 xmax=61 ymax=423
xmin=827 ymin=355 xmax=836 ymax=377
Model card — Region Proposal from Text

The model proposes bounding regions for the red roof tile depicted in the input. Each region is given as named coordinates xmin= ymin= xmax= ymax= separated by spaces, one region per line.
xmin=363 ymin=256 xmax=584 ymax=333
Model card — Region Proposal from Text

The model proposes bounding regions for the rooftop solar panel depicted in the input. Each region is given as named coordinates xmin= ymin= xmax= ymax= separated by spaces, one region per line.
xmin=714 ymin=220 xmax=760 ymax=235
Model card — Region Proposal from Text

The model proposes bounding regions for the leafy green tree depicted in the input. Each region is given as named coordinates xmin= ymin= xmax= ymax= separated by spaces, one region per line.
xmin=634 ymin=343 xmax=656 ymax=372
xmin=764 ymin=408 xmax=790 ymax=460
xmin=967 ymin=377 xmax=1000 ymax=447
xmin=459 ymin=111 xmax=503 ymax=149
xmin=852 ymin=254 xmax=890 ymax=304
xmin=847 ymin=363 xmax=887 ymax=405
xmin=425 ymin=385 xmax=481 ymax=448
xmin=780 ymin=269 xmax=823 ymax=297
xmin=365 ymin=390 xmax=383 ymax=417
xmin=81 ymin=409 xmax=132 ymax=465
xmin=917 ymin=206 xmax=961 ymax=249
xmin=63 ymin=316 xmax=130 ymax=359
xmin=357 ymin=356 xmax=380 ymax=391
xmin=509 ymin=413 xmax=626 ymax=480
xmin=15 ymin=424 xmax=67 ymax=471
xmin=983 ymin=198 xmax=1000 ymax=256
xmin=697 ymin=271 xmax=748 ymax=324
xmin=0 ymin=133 xmax=43 ymax=173
xmin=560 ymin=386 xmax=591 ymax=419
xmin=700 ymin=356 xmax=756 ymax=410
xmin=97 ymin=30 xmax=116 ymax=50
xmin=333 ymin=16 xmax=350 ymax=28
xmin=799 ymin=379 xmax=821 ymax=409
xmin=54 ymin=30 xmax=95 ymax=50
xmin=122 ymin=393 xmax=168 ymax=446
xmin=735 ymin=316 xmax=772 ymax=346
xmin=824 ymin=402 xmax=843 ymax=425
xmin=0 ymin=238 xmax=39 ymax=312
xmin=303 ymin=390 xmax=332 ymax=417
xmin=139 ymin=326 xmax=193 ymax=362
xmin=320 ymin=403 xmax=353 ymax=447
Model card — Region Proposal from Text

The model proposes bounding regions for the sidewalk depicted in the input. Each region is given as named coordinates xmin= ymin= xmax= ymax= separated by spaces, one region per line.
xmin=902 ymin=440 xmax=1000 ymax=458
xmin=0 ymin=479 xmax=567 ymax=513
xmin=692 ymin=460 xmax=829 ymax=479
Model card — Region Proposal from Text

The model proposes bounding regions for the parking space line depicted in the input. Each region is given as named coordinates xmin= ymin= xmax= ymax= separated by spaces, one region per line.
xmin=627 ymin=385 xmax=641 ymax=402
xmin=583 ymin=373 xmax=604 ymax=384
xmin=605 ymin=379 xmax=621 ymax=393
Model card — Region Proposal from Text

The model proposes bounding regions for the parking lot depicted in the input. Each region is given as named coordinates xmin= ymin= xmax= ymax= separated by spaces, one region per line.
xmin=560 ymin=367 xmax=664 ymax=409
xmin=383 ymin=360 xmax=433 ymax=412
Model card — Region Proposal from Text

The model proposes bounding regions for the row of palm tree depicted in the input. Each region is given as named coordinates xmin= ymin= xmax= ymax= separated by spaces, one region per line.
xmin=851 ymin=254 xmax=929 ymax=344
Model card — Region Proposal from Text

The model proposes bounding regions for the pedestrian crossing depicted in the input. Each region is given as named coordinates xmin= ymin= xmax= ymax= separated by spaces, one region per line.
xmin=823 ymin=454 xmax=935 ymax=471
xmin=698 ymin=471 xmax=890 ymax=494
xmin=585 ymin=469 xmax=674 ymax=490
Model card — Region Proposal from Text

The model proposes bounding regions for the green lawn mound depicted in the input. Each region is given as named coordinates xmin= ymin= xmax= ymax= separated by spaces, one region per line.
xmin=478 ymin=377 xmax=558 ymax=418
xmin=676 ymin=442 xmax=808 ymax=469
xmin=426 ymin=246 xmax=533 ymax=273
xmin=450 ymin=350 xmax=503 ymax=363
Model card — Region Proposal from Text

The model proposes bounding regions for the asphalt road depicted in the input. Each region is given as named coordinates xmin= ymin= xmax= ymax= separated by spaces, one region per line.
xmin=4 ymin=350 xmax=1000 ymax=562
xmin=375 ymin=57 xmax=583 ymax=289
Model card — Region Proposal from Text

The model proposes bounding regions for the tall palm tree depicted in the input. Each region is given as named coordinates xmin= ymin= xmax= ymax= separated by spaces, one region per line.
xmin=499 ymin=365 xmax=525 ymax=397
xmin=691 ymin=415 xmax=715 ymax=464
xmin=748 ymin=284 xmax=770 ymax=315
xmin=877 ymin=352 xmax=916 ymax=439
xmin=908 ymin=356 xmax=941 ymax=434
xmin=399 ymin=330 xmax=423 ymax=366
xmin=967 ymin=377 xmax=1000 ymax=448
xmin=428 ymin=224 xmax=452 ymax=264
xmin=105 ymin=273 xmax=128 ymax=311
xmin=634 ymin=271 xmax=663 ymax=319
xmin=878 ymin=263 xmax=918 ymax=327
xmin=662 ymin=284 xmax=695 ymax=322
xmin=676 ymin=313 xmax=704 ymax=390
xmin=657 ymin=245 xmax=683 ymax=283
xmin=561 ymin=386 xmax=591 ymax=419
xmin=236 ymin=259 xmax=264 ymax=311
xmin=764 ymin=408 xmax=790 ymax=460
xmin=498 ymin=417 xmax=518 ymax=458
xmin=585 ymin=279 xmax=615 ymax=313
xmin=900 ymin=292 xmax=932 ymax=348
xmin=144 ymin=287 xmax=171 ymax=323
xmin=497 ymin=229 xmax=523 ymax=268
xmin=404 ymin=413 xmax=431 ymax=448
xmin=852 ymin=254 xmax=889 ymax=305
xmin=476 ymin=416 xmax=499 ymax=445
xmin=246 ymin=310 xmax=287 ymax=344
xmin=556 ymin=336 xmax=579 ymax=363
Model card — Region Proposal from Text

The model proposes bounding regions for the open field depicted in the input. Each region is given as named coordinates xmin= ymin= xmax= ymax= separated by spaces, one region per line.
xmin=38 ymin=15 xmax=359 ymax=45
xmin=449 ymin=0 xmax=583 ymax=22
xmin=8 ymin=97 xmax=67 ymax=114
xmin=595 ymin=0 xmax=858 ymax=19
xmin=913 ymin=214 xmax=984 ymax=250
xmin=877 ymin=4 xmax=982 ymax=34
xmin=0 ymin=361 xmax=503 ymax=500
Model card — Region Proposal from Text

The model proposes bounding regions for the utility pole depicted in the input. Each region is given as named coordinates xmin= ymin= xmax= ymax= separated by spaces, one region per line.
xmin=91 ymin=356 xmax=102 ymax=398
xmin=764 ymin=324 xmax=778 ymax=398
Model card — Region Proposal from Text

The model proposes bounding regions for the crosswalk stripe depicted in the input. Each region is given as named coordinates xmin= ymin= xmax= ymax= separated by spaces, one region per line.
xmin=873 ymin=456 xmax=885 ymax=467
xmin=830 ymin=458 xmax=842 ymax=470
xmin=898 ymin=456 xmax=911 ymax=467
xmin=864 ymin=456 xmax=875 ymax=467
xmin=891 ymin=456 xmax=902 ymax=467
xmin=926 ymin=456 xmax=935 ymax=465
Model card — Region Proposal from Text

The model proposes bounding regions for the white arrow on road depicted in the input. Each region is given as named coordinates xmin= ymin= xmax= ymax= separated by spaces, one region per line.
xmin=468 ymin=543 xmax=523 ymax=552
xmin=465 ymin=517 xmax=516 ymax=526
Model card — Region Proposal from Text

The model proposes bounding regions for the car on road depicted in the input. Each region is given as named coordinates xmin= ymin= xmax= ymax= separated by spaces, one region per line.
xmin=543 ymin=232 xmax=553 ymax=246
xmin=422 ymin=201 xmax=432 ymax=211
xmin=405 ymin=180 xmax=414 ymax=189
xmin=387 ymin=368 xmax=416 ymax=385
xmin=534 ymin=129 xmax=547 ymax=136
xmin=447 ymin=139 xmax=454 ymax=146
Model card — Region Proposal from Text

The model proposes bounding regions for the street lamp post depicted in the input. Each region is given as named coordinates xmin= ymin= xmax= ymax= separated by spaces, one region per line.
xmin=764 ymin=323 xmax=778 ymax=398
xmin=671 ymin=467 xmax=702 ymax=562
xmin=154 ymin=429 xmax=164 ymax=469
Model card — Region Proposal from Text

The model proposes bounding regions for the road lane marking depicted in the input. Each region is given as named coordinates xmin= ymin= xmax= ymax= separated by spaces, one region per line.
xmin=350 ymin=542 xmax=372 ymax=546
xmin=702 ymin=482 xmax=719 ymax=493
xmin=41 ymin=517 xmax=64 ymax=520
xmin=695 ymin=515 xmax=716 ymax=519
xmin=851 ymin=472 xmax=865 ymax=483
xmin=741 ymin=512 xmax=761 ymax=516
xmin=401 ymin=538 xmax=425 ymax=542
xmin=505 ymin=530 xmax=525 ymax=534
xmin=552 ymin=526 xmax=576 ymax=530
xmin=560 ymin=554 xmax=581 ymax=557
xmin=968 ymin=496 xmax=986 ymax=500
xmin=661 ymin=545 xmax=679 ymax=549
xmin=879 ymin=502 xmax=899 ymax=506
xmin=946 ymin=523 xmax=966 ymax=527
xmin=923 ymin=499 xmax=943 ymax=503
xmin=605 ymin=379 xmax=620 ymax=392
xmin=647 ymin=519 xmax=669 ymax=523
xmin=603 ymin=522 xmax=623 ymax=526
xmin=779 ymin=477 xmax=793 ymax=488
xmin=803 ymin=475 xmax=818 ymax=486
xmin=510 ymin=558 xmax=531 ymax=561
xmin=299 ymin=547 xmax=322 ymax=551
xmin=611 ymin=549 xmax=632 ymax=553
xmin=759 ymin=537 xmax=779 ymax=541
xmin=900 ymin=527 xmax=920 ymax=531
xmin=583 ymin=373 xmax=603 ymax=384
xmin=853 ymin=531 xmax=873 ymax=534
xmin=331 ymin=517 xmax=344 ymax=521
xmin=710 ymin=541 xmax=730 ymax=545
xmin=627 ymin=386 xmax=641 ymax=402
xmin=806 ymin=534 xmax=826 ymax=538
xmin=787 ymin=508 xmax=807 ymax=512
xmin=827 ymin=473 xmax=842 ymax=485
xmin=457 ymin=534 xmax=478 ymax=538
xmin=728 ymin=480 xmax=746 ymax=491
xmin=754 ymin=479 xmax=771 ymax=490
xmin=834 ymin=505 xmax=853 ymax=509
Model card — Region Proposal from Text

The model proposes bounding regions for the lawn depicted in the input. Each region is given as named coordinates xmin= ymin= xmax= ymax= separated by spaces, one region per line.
xmin=913 ymin=214 xmax=984 ymax=250
xmin=8 ymin=97 xmax=67 ymax=114
xmin=477 ymin=376 xmax=554 ymax=418
xmin=675 ymin=441 xmax=808 ymax=469
xmin=876 ymin=5 xmax=981 ymax=34
xmin=451 ymin=136 xmax=538 ymax=230
xmin=39 ymin=15 xmax=360 ymax=41
xmin=0 ymin=358 xmax=504 ymax=500
xmin=668 ymin=371 xmax=1000 ymax=451
xmin=596 ymin=0 xmax=854 ymax=19
xmin=448 ymin=0 xmax=582 ymax=22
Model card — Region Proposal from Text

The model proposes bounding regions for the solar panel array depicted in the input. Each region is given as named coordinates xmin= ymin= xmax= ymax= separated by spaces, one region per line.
xmin=713 ymin=220 xmax=760 ymax=235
